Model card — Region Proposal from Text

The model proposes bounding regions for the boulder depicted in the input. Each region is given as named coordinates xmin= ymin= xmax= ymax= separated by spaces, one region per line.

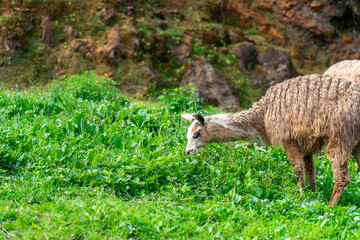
xmin=259 ymin=48 xmax=299 ymax=90
xmin=181 ymin=59 xmax=241 ymax=111
xmin=170 ymin=44 xmax=191 ymax=62
xmin=71 ymin=38 xmax=94 ymax=60
xmin=227 ymin=28 xmax=243 ymax=44
xmin=96 ymin=7 xmax=116 ymax=25
xmin=170 ymin=32 xmax=193 ymax=62
xmin=201 ymin=29 xmax=221 ymax=46
xmin=236 ymin=43 xmax=258 ymax=72
xmin=95 ymin=20 xmax=140 ymax=66
xmin=95 ymin=29 xmax=124 ymax=66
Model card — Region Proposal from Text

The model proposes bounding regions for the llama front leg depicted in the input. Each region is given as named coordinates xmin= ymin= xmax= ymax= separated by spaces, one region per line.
xmin=304 ymin=154 xmax=316 ymax=192
xmin=325 ymin=141 xmax=351 ymax=207
xmin=284 ymin=141 xmax=306 ymax=195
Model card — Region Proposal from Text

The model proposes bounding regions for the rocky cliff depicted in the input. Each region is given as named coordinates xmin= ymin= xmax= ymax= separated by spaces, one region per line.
xmin=1 ymin=0 xmax=359 ymax=109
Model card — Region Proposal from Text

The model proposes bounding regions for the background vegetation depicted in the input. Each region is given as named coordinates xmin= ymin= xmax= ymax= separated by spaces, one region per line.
xmin=0 ymin=0 xmax=324 ymax=109
xmin=1 ymin=72 xmax=360 ymax=239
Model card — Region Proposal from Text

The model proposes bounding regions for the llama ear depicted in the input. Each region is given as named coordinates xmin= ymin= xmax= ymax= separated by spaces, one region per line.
xmin=181 ymin=112 xmax=194 ymax=122
xmin=192 ymin=113 xmax=206 ymax=126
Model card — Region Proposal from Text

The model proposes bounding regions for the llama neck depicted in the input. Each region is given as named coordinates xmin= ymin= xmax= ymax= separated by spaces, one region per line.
xmin=205 ymin=104 xmax=269 ymax=145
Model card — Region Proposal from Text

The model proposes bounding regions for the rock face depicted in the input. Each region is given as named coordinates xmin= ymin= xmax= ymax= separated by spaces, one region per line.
xmin=3 ymin=0 xmax=360 ymax=98
xmin=1 ymin=27 xmax=24 ymax=51
xmin=95 ymin=20 xmax=140 ymax=66
xmin=259 ymin=48 xmax=299 ymax=90
xmin=324 ymin=60 xmax=360 ymax=83
xmin=96 ymin=7 xmax=116 ymax=25
xmin=95 ymin=29 xmax=125 ymax=66
xmin=265 ymin=0 xmax=360 ymax=63
xmin=266 ymin=0 xmax=359 ymax=42
xmin=216 ymin=0 xmax=287 ymax=46
xmin=66 ymin=20 xmax=140 ymax=67
xmin=117 ymin=20 xmax=140 ymax=58
xmin=218 ymin=0 xmax=360 ymax=66
xmin=40 ymin=15 xmax=55 ymax=43
xmin=181 ymin=59 xmax=241 ymax=111
xmin=235 ymin=44 xmax=299 ymax=91
xmin=71 ymin=38 xmax=95 ymax=60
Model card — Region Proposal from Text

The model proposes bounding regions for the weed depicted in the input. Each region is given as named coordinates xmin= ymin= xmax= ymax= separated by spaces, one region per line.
xmin=244 ymin=26 xmax=259 ymax=36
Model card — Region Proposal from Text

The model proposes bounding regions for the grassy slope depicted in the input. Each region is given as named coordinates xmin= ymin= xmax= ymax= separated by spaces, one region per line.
xmin=1 ymin=72 xmax=360 ymax=239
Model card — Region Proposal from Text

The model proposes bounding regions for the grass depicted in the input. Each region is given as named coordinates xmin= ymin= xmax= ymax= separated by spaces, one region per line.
xmin=1 ymin=72 xmax=360 ymax=239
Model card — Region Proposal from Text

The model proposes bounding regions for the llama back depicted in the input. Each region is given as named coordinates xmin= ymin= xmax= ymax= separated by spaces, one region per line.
xmin=262 ymin=74 xmax=360 ymax=152
xmin=324 ymin=60 xmax=360 ymax=83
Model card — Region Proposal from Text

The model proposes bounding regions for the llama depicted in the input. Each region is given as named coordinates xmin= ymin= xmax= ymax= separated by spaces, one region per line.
xmin=182 ymin=74 xmax=360 ymax=207
xmin=324 ymin=60 xmax=360 ymax=83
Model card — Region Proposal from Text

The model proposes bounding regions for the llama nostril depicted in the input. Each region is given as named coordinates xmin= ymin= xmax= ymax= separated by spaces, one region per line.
xmin=186 ymin=150 xmax=192 ymax=155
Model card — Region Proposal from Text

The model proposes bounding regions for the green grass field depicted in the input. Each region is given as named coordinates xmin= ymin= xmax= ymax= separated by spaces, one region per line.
xmin=1 ymin=72 xmax=360 ymax=239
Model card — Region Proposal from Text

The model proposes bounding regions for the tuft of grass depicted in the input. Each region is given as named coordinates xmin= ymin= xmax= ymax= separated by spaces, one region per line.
xmin=158 ymin=83 xmax=205 ymax=113
xmin=244 ymin=26 xmax=259 ymax=36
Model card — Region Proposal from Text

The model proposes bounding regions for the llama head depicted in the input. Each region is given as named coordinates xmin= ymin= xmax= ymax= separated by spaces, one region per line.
xmin=181 ymin=112 xmax=209 ymax=155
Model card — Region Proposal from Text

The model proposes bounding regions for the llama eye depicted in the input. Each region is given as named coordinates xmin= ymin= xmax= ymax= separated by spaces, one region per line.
xmin=193 ymin=133 xmax=200 ymax=139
